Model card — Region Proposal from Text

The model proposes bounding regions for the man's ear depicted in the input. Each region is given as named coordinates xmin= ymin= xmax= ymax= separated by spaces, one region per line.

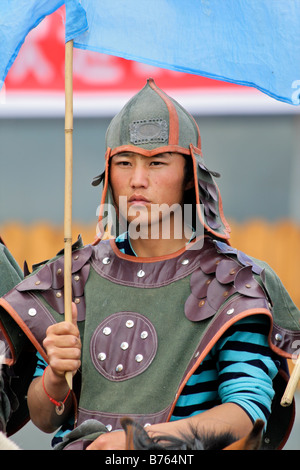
xmin=184 ymin=179 xmax=195 ymax=191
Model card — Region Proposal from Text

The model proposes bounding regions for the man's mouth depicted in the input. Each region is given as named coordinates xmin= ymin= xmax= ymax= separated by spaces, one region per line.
xmin=128 ymin=194 xmax=150 ymax=205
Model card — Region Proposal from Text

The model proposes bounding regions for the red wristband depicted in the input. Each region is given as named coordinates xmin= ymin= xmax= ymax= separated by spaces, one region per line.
xmin=42 ymin=366 xmax=71 ymax=415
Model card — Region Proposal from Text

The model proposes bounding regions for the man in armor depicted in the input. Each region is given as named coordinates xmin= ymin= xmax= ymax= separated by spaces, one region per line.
xmin=1 ymin=79 xmax=300 ymax=449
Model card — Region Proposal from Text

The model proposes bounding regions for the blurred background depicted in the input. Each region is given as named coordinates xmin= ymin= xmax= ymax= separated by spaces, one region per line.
xmin=1 ymin=7 xmax=299 ymax=449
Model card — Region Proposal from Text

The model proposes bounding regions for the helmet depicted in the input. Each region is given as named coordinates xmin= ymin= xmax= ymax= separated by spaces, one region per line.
xmin=92 ymin=78 xmax=230 ymax=243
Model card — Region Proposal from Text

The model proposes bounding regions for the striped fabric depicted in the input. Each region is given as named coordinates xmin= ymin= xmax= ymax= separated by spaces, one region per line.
xmin=34 ymin=234 xmax=279 ymax=444
xmin=116 ymin=233 xmax=279 ymax=424
xmin=170 ymin=315 xmax=278 ymax=424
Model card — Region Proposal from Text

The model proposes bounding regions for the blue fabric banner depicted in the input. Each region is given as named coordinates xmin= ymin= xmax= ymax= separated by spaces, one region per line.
xmin=1 ymin=0 xmax=299 ymax=105
xmin=65 ymin=0 xmax=300 ymax=105
xmin=0 ymin=0 xmax=65 ymax=89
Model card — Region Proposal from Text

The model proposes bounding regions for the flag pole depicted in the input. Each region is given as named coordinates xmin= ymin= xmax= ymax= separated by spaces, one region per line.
xmin=64 ymin=39 xmax=74 ymax=390
xmin=281 ymin=357 xmax=300 ymax=407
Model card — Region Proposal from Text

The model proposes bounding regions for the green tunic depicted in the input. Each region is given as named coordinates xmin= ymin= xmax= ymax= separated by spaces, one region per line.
xmin=0 ymin=236 xmax=299 ymax=449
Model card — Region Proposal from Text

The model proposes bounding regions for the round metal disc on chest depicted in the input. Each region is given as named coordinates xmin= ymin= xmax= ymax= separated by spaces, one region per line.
xmin=90 ymin=312 xmax=158 ymax=381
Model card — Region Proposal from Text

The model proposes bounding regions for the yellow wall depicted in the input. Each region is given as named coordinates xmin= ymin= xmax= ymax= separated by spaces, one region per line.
xmin=1 ymin=219 xmax=299 ymax=308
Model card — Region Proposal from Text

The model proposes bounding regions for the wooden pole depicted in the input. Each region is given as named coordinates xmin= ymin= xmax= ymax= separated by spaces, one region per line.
xmin=281 ymin=357 xmax=300 ymax=407
xmin=64 ymin=39 xmax=74 ymax=390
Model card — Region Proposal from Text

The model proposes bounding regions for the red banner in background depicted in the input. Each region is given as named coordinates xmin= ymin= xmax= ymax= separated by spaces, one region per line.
xmin=2 ymin=7 xmax=291 ymax=116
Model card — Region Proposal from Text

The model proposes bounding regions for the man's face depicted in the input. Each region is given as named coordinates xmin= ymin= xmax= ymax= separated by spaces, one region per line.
xmin=109 ymin=152 xmax=190 ymax=238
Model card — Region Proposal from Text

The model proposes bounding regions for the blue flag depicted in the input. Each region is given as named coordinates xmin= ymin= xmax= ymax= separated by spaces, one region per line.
xmin=66 ymin=0 xmax=300 ymax=105
xmin=0 ymin=0 xmax=65 ymax=89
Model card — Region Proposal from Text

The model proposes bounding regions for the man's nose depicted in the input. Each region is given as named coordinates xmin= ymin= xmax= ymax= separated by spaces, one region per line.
xmin=130 ymin=166 xmax=149 ymax=188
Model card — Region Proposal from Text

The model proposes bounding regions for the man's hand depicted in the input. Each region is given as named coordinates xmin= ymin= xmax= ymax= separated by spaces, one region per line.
xmin=27 ymin=303 xmax=81 ymax=433
xmin=43 ymin=302 xmax=81 ymax=379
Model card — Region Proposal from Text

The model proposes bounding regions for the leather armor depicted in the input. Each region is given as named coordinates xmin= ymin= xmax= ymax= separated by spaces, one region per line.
xmin=0 ymin=236 xmax=299 ymax=448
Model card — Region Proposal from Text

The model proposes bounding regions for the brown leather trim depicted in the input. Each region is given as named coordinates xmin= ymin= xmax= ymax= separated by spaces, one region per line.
xmin=190 ymin=144 xmax=231 ymax=241
xmin=270 ymin=322 xmax=300 ymax=358
xmin=0 ymin=297 xmax=48 ymax=364
xmin=77 ymin=404 xmax=172 ymax=431
xmin=109 ymin=236 xmax=205 ymax=263
xmin=191 ymin=145 xmax=205 ymax=233
xmin=99 ymin=147 xmax=111 ymax=218
xmin=167 ymin=306 xmax=273 ymax=421
xmin=109 ymin=144 xmax=193 ymax=158
xmin=215 ymin=180 xmax=231 ymax=236
xmin=92 ymin=237 xmax=210 ymax=288
xmin=93 ymin=148 xmax=111 ymax=245
xmin=90 ymin=311 xmax=158 ymax=382
xmin=148 ymin=78 xmax=179 ymax=145
xmin=190 ymin=115 xmax=202 ymax=149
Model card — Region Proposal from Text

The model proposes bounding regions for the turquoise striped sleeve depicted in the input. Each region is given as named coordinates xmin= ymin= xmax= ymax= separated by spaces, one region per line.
xmin=33 ymin=351 xmax=48 ymax=378
xmin=171 ymin=315 xmax=278 ymax=426
xmin=214 ymin=315 xmax=279 ymax=424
